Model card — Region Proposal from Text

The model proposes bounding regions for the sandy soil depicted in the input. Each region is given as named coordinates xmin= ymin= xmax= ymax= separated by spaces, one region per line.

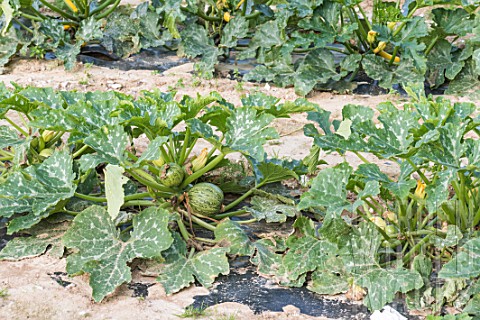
xmin=0 ymin=57 xmax=475 ymax=320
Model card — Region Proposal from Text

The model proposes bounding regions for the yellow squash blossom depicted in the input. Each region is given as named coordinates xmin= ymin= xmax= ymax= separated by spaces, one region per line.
xmin=414 ymin=180 xmax=426 ymax=199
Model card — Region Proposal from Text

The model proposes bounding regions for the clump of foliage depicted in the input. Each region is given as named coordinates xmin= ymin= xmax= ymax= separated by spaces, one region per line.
xmin=1 ymin=83 xmax=480 ymax=317
xmin=1 ymin=0 xmax=479 ymax=95
xmin=0 ymin=83 xmax=313 ymax=302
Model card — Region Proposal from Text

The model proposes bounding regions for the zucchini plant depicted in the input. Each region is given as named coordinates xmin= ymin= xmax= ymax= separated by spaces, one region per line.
xmin=1 ymin=0 xmax=479 ymax=94
xmin=298 ymin=83 xmax=480 ymax=313
xmin=0 ymin=83 xmax=314 ymax=301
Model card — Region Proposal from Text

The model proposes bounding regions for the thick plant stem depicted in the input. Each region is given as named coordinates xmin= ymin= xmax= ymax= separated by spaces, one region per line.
xmin=235 ymin=218 xmax=257 ymax=224
xmin=94 ymin=0 xmax=121 ymax=19
xmin=75 ymin=192 xmax=155 ymax=202
xmin=178 ymin=128 xmax=191 ymax=165
xmin=402 ymin=235 xmax=431 ymax=265
xmin=122 ymin=200 xmax=157 ymax=207
xmin=213 ymin=209 xmax=248 ymax=220
xmin=388 ymin=46 xmax=399 ymax=66
xmin=13 ymin=18 xmax=34 ymax=34
xmin=180 ymin=153 xmax=226 ymax=188
xmin=72 ymin=144 xmax=89 ymax=158
xmin=223 ymin=184 xmax=263 ymax=212
xmin=177 ymin=218 xmax=192 ymax=241
xmin=89 ymin=0 xmax=115 ymax=16
xmin=0 ymin=149 xmax=14 ymax=157
xmin=38 ymin=0 xmax=79 ymax=21
xmin=19 ymin=11 xmax=43 ymax=21
xmin=127 ymin=169 xmax=175 ymax=193
xmin=356 ymin=5 xmax=372 ymax=31
xmin=406 ymin=158 xmax=430 ymax=185
xmin=4 ymin=117 xmax=28 ymax=137
xmin=354 ymin=151 xmax=370 ymax=164
xmin=190 ymin=215 xmax=216 ymax=231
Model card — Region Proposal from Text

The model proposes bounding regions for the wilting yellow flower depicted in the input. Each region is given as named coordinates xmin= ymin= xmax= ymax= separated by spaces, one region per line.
xmin=370 ymin=216 xmax=387 ymax=230
xmin=373 ymin=41 xmax=387 ymax=54
xmin=383 ymin=211 xmax=398 ymax=224
xmin=152 ymin=156 xmax=165 ymax=167
xmin=387 ymin=22 xmax=397 ymax=31
xmin=39 ymin=148 xmax=54 ymax=158
xmin=367 ymin=30 xmax=378 ymax=44
xmin=192 ymin=148 xmax=208 ymax=172
xmin=224 ymin=12 xmax=231 ymax=22
xmin=41 ymin=130 xmax=55 ymax=142
xmin=414 ymin=180 xmax=426 ymax=199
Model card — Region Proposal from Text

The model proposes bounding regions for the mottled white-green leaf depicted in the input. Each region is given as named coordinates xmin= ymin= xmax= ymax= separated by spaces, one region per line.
xmin=221 ymin=16 xmax=248 ymax=48
xmin=225 ymin=107 xmax=279 ymax=161
xmin=431 ymin=225 xmax=463 ymax=249
xmin=307 ymin=257 xmax=349 ymax=295
xmin=356 ymin=266 xmax=423 ymax=311
xmin=297 ymin=164 xmax=353 ymax=216
xmin=251 ymin=238 xmax=284 ymax=276
xmin=362 ymin=55 xmax=424 ymax=89
xmin=0 ymin=28 xmax=17 ymax=67
xmin=464 ymin=294 xmax=480 ymax=315
xmin=0 ymin=221 xmax=68 ymax=260
xmin=425 ymin=168 xmax=456 ymax=213
xmin=252 ymin=161 xmax=299 ymax=185
xmin=439 ymin=237 xmax=480 ymax=279
xmin=0 ymin=125 xmax=22 ymax=148
xmin=104 ymin=165 xmax=129 ymax=220
xmin=63 ymin=206 xmax=173 ymax=302
xmin=215 ymin=219 xmax=254 ymax=256
xmin=341 ymin=222 xmax=381 ymax=273
xmin=294 ymin=48 xmax=343 ymax=96
xmin=135 ymin=136 xmax=169 ymax=166
xmin=20 ymin=87 xmax=65 ymax=110
xmin=76 ymin=17 xmax=103 ymax=42
xmin=246 ymin=196 xmax=298 ymax=223
xmin=0 ymin=151 xmax=75 ymax=222
xmin=7 ymin=210 xmax=51 ymax=235
xmin=282 ymin=235 xmax=337 ymax=281
xmin=0 ymin=0 xmax=13 ymax=36
xmin=84 ymin=125 xmax=129 ymax=165
xmin=157 ymin=247 xmax=230 ymax=295
xmin=55 ymin=43 xmax=82 ymax=70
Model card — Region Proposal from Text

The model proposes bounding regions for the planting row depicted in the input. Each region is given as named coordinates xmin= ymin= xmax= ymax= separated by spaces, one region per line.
xmin=1 ymin=0 xmax=479 ymax=95
xmin=0 ymin=83 xmax=479 ymax=316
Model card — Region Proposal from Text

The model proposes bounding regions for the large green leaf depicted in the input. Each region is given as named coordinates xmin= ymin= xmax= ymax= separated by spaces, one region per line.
xmin=179 ymin=24 xmax=220 ymax=79
xmin=246 ymin=196 xmax=299 ymax=223
xmin=0 ymin=28 xmax=18 ymax=68
xmin=224 ymin=107 xmax=278 ymax=161
xmin=157 ymin=247 xmax=230 ymax=295
xmin=439 ymin=237 xmax=480 ymax=279
xmin=83 ymin=125 xmax=129 ymax=166
xmin=214 ymin=219 xmax=254 ymax=256
xmin=251 ymin=238 xmax=284 ymax=276
xmin=282 ymin=235 xmax=337 ymax=281
xmin=307 ymin=256 xmax=349 ymax=295
xmin=135 ymin=136 xmax=169 ymax=166
xmin=0 ymin=151 xmax=75 ymax=222
xmin=221 ymin=16 xmax=248 ymax=48
xmin=362 ymin=55 xmax=424 ymax=89
xmin=297 ymin=163 xmax=353 ymax=216
xmin=0 ymin=221 xmax=67 ymax=260
xmin=0 ymin=125 xmax=22 ymax=148
xmin=342 ymin=223 xmax=423 ymax=311
xmin=63 ymin=206 xmax=173 ymax=302
xmin=294 ymin=48 xmax=344 ymax=96
xmin=356 ymin=266 xmax=424 ymax=311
